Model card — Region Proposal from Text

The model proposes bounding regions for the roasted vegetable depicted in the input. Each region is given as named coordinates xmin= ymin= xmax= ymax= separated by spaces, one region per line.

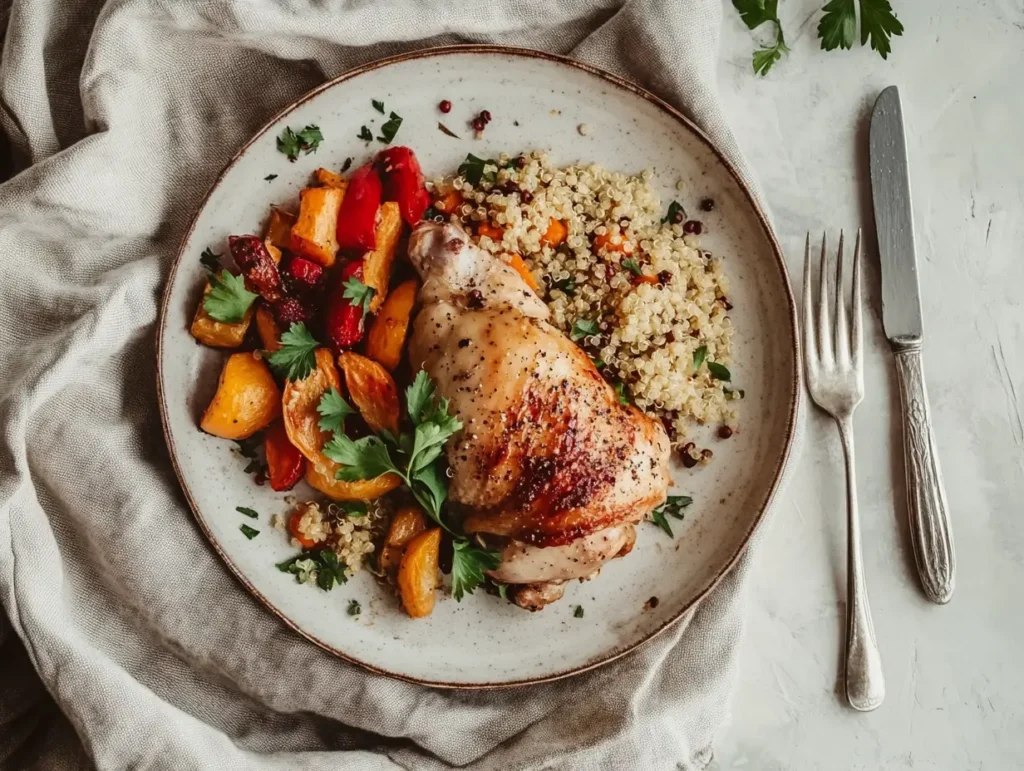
xmin=264 ymin=209 xmax=296 ymax=251
xmin=305 ymin=460 xmax=401 ymax=502
xmin=255 ymin=304 xmax=282 ymax=352
xmin=593 ymin=231 xmax=635 ymax=255
xmin=291 ymin=186 xmax=344 ymax=267
xmin=324 ymin=260 xmax=368 ymax=352
xmin=288 ymin=508 xmax=317 ymax=549
xmin=362 ymin=201 xmax=402 ymax=313
xmin=264 ymin=419 xmax=305 ymax=491
xmin=229 ymin=235 xmax=285 ymax=302
xmin=365 ymin=279 xmax=418 ymax=371
xmin=200 ymin=352 xmax=281 ymax=439
xmin=314 ymin=167 xmax=347 ymax=190
xmin=540 ymin=218 xmax=568 ymax=248
xmin=398 ymin=528 xmax=441 ymax=618
xmin=337 ymin=351 xmax=401 ymax=436
xmin=336 ymin=163 xmax=382 ymax=251
xmin=264 ymin=240 xmax=282 ymax=265
xmin=378 ymin=146 xmax=430 ymax=226
xmin=379 ymin=505 xmax=427 ymax=573
xmin=476 ymin=222 xmax=503 ymax=242
xmin=505 ymin=253 xmax=539 ymax=292
xmin=283 ymin=255 xmax=324 ymax=290
xmin=432 ymin=189 xmax=463 ymax=215
xmin=190 ymin=282 xmax=253 ymax=348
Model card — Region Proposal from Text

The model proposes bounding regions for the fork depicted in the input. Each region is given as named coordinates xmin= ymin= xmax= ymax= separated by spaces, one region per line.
xmin=803 ymin=230 xmax=885 ymax=712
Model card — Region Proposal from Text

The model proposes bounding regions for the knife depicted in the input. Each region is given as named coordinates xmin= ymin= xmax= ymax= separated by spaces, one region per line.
xmin=869 ymin=86 xmax=955 ymax=604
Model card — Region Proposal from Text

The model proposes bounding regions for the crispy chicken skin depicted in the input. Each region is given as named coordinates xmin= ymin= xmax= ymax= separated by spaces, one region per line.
xmin=407 ymin=222 xmax=670 ymax=596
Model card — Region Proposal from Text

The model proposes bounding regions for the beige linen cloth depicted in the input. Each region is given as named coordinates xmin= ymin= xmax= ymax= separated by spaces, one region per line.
xmin=0 ymin=1 xmax=771 ymax=768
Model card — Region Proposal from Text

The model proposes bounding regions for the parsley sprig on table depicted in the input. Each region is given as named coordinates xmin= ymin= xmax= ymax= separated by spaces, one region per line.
xmin=732 ymin=0 xmax=788 ymax=76
xmin=320 ymin=370 xmax=501 ymax=600
xmin=203 ymin=270 xmax=258 ymax=323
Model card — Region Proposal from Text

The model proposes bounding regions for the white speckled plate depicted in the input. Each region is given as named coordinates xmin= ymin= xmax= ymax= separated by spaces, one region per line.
xmin=157 ymin=46 xmax=799 ymax=688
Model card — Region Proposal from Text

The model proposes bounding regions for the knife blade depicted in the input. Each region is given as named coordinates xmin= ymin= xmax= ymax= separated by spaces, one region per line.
xmin=870 ymin=85 xmax=923 ymax=344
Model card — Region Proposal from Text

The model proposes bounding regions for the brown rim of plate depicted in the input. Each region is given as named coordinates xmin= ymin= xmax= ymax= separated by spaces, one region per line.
xmin=156 ymin=44 xmax=801 ymax=690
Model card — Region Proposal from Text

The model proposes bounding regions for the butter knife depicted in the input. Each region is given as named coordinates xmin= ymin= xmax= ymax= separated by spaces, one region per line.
xmin=869 ymin=86 xmax=956 ymax=604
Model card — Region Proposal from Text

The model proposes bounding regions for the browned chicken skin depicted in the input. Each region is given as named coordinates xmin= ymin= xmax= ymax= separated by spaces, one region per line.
xmin=408 ymin=222 xmax=670 ymax=605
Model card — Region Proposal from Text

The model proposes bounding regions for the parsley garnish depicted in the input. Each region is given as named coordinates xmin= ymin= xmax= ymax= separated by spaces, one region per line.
xmin=692 ymin=345 xmax=708 ymax=372
xmin=277 ymin=125 xmax=323 ymax=161
xmin=347 ymin=599 xmax=362 ymax=616
xmin=204 ymin=270 xmax=257 ymax=323
xmin=357 ymin=125 xmax=372 ymax=142
xmin=650 ymin=495 xmax=693 ymax=537
xmin=200 ymin=247 xmax=222 ymax=273
xmin=342 ymin=276 xmax=376 ymax=313
xmin=265 ymin=322 xmax=319 ymax=380
xmin=372 ymin=99 xmax=385 ymax=114
xmin=573 ymin=605 xmax=584 ymax=618
xmin=377 ymin=112 xmax=402 ymax=144
xmin=240 ymin=524 xmax=260 ymax=539
xmin=315 ymin=551 xmax=347 ymax=591
xmin=622 ymin=258 xmax=643 ymax=276
xmin=819 ymin=0 xmax=903 ymax=59
xmin=451 ymin=540 xmax=502 ymax=601
xmin=707 ymin=362 xmax=732 ymax=381
xmin=553 ymin=277 xmax=576 ymax=295
xmin=663 ymin=201 xmax=686 ymax=224
xmin=613 ymin=382 xmax=630 ymax=405
xmin=339 ymin=501 xmax=368 ymax=517
xmin=236 ymin=506 xmax=258 ymax=519
xmin=341 ymin=157 xmax=353 ymax=173
xmin=570 ymin=318 xmax=599 ymax=341
xmin=317 ymin=388 xmax=355 ymax=433
xmin=457 ymin=153 xmax=497 ymax=186
xmin=264 ymin=174 xmax=277 ymax=182
xmin=732 ymin=0 xmax=789 ymax=75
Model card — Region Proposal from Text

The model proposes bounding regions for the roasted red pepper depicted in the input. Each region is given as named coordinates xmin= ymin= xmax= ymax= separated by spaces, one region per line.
xmin=284 ymin=255 xmax=324 ymax=289
xmin=264 ymin=420 xmax=305 ymax=492
xmin=229 ymin=235 xmax=285 ymax=302
xmin=335 ymin=163 xmax=382 ymax=251
xmin=377 ymin=146 xmax=430 ymax=226
xmin=324 ymin=260 xmax=368 ymax=352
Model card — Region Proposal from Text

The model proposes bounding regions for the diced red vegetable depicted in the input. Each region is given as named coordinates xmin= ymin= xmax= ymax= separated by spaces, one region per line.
xmin=336 ymin=164 xmax=382 ymax=251
xmin=229 ymin=235 xmax=285 ymax=302
xmin=272 ymin=295 xmax=309 ymax=326
xmin=288 ymin=509 xmax=317 ymax=549
xmin=264 ymin=420 xmax=305 ymax=491
xmin=285 ymin=255 xmax=324 ymax=288
xmin=377 ymin=146 xmax=430 ymax=226
xmin=324 ymin=260 xmax=368 ymax=352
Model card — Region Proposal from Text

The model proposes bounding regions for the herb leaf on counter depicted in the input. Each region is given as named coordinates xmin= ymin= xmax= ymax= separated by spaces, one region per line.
xmin=732 ymin=0 xmax=788 ymax=75
xmin=372 ymin=99 xmax=385 ymax=114
xmin=236 ymin=506 xmax=259 ymax=519
xmin=358 ymin=125 xmax=373 ymax=142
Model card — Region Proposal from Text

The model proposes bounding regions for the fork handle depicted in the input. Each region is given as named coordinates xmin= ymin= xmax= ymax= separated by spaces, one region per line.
xmin=892 ymin=343 xmax=956 ymax=604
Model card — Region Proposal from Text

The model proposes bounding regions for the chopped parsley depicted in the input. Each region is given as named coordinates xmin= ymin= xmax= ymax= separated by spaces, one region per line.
xmin=239 ymin=524 xmax=260 ymax=539
xmin=371 ymin=99 xmax=385 ymax=114
xmin=347 ymin=599 xmax=362 ymax=616
xmin=234 ymin=436 xmax=261 ymax=459
xmin=277 ymin=125 xmax=323 ymax=161
xmin=613 ymin=381 xmax=630 ymax=406
xmin=203 ymin=270 xmax=257 ymax=323
xmin=265 ymin=322 xmax=319 ymax=380
xmin=341 ymin=275 xmax=376 ymax=313
xmin=552 ymin=276 xmax=576 ymax=295
xmin=707 ymin=361 xmax=732 ymax=381
xmin=457 ymin=153 xmax=497 ymax=186
xmin=621 ymin=258 xmax=643 ymax=276
xmin=573 ymin=605 xmax=584 ymax=618
xmin=650 ymin=495 xmax=693 ymax=537
xmin=377 ymin=112 xmax=403 ymax=144
xmin=200 ymin=247 xmax=222 ymax=273
xmin=264 ymin=174 xmax=278 ymax=182
xmin=340 ymin=157 xmax=353 ymax=173
xmin=570 ymin=318 xmax=599 ymax=341
xmin=236 ymin=506 xmax=259 ymax=519
xmin=357 ymin=125 xmax=373 ymax=142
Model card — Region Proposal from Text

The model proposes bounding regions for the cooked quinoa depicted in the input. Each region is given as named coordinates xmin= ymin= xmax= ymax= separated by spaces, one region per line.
xmin=275 ymin=501 xmax=381 ymax=577
xmin=430 ymin=150 xmax=738 ymax=444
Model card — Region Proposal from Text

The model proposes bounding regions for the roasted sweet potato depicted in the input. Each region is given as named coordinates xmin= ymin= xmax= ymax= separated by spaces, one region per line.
xmin=379 ymin=505 xmax=427 ymax=574
xmin=362 ymin=201 xmax=402 ymax=313
xmin=540 ymin=218 xmax=567 ymax=248
xmin=305 ymin=460 xmax=401 ymax=502
xmin=314 ymin=168 xmax=348 ymax=190
xmin=282 ymin=348 xmax=341 ymax=464
xmin=264 ymin=419 xmax=305 ymax=492
xmin=200 ymin=352 xmax=281 ymax=439
xmin=398 ymin=528 xmax=441 ymax=618
xmin=505 ymin=253 xmax=539 ymax=292
xmin=291 ymin=186 xmax=345 ymax=267
xmin=255 ymin=304 xmax=281 ymax=352
xmin=190 ymin=282 xmax=253 ymax=348
xmin=365 ymin=279 xmax=418 ymax=371
xmin=264 ymin=209 xmax=296 ymax=251
xmin=337 ymin=352 xmax=400 ymax=435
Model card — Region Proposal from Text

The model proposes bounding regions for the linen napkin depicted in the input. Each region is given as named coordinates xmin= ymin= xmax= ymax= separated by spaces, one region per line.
xmin=0 ymin=1 xmax=767 ymax=768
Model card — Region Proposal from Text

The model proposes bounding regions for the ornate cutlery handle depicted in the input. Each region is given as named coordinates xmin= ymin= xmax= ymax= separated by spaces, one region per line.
xmin=892 ymin=343 xmax=956 ymax=604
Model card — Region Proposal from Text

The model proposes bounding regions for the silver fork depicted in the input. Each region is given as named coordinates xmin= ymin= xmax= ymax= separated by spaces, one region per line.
xmin=803 ymin=230 xmax=885 ymax=712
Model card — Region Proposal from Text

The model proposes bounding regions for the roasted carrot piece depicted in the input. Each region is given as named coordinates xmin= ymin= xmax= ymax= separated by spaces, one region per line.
xmin=505 ymin=253 xmax=539 ymax=292
xmin=540 ymin=218 xmax=568 ymax=248
xmin=264 ymin=209 xmax=296 ymax=251
xmin=288 ymin=509 xmax=318 ymax=549
xmin=361 ymin=202 xmax=402 ymax=313
xmin=200 ymin=353 xmax=280 ymax=439
xmin=379 ymin=505 xmax=428 ymax=573
xmin=477 ymin=222 xmax=504 ymax=242
xmin=433 ymin=189 xmax=463 ymax=214
xmin=398 ymin=528 xmax=441 ymax=618
xmin=365 ymin=279 xmax=418 ymax=371
xmin=633 ymin=274 xmax=659 ymax=285
xmin=255 ymin=304 xmax=282 ymax=352
xmin=190 ymin=282 xmax=253 ymax=348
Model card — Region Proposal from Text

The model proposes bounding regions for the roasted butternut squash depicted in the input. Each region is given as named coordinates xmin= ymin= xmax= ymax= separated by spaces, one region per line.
xmin=337 ymin=352 xmax=401 ymax=436
xmin=364 ymin=279 xmax=418 ymax=371
xmin=362 ymin=201 xmax=402 ymax=313
xmin=290 ymin=186 xmax=344 ymax=267
xmin=264 ymin=208 xmax=296 ymax=251
xmin=200 ymin=352 xmax=280 ymax=439
xmin=190 ymin=282 xmax=253 ymax=348
xmin=254 ymin=304 xmax=281 ymax=352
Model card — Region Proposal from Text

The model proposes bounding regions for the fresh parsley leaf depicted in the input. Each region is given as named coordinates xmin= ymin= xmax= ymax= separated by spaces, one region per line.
xmin=613 ymin=381 xmax=630 ymax=405
xmin=358 ymin=125 xmax=373 ymax=142
xmin=200 ymin=247 xmax=222 ymax=273
xmin=277 ymin=127 xmax=302 ymax=161
xmin=240 ymin=524 xmax=259 ymax=539
xmin=818 ymin=0 xmax=856 ymax=51
xmin=570 ymin=318 xmax=599 ymax=341
xmin=693 ymin=345 xmax=708 ymax=371
xmin=450 ymin=539 xmax=501 ymax=601
xmin=242 ymin=459 xmax=262 ymax=475
xmin=621 ymin=258 xmax=643 ymax=276
xmin=650 ymin=495 xmax=693 ymax=538
xmin=315 ymin=550 xmax=347 ymax=591
xmin=317 ymin=388 xmax=355 ymax=433
xmin=377 ymin=111 xmax=402 ymax=144
xmin=574 ymin=605 xmax=584 ymax=618
xmin=438 ymin=122 xmax=460 ymax=138
xmin=276 ymin=555 xmax=304 ymax=572
xmin=405 ymin=370 xmax=437 ymax=426
xmin=347 ymin=599 xmax=361 ymax=616
xmin=372 ymin=99 xmax=385 ymax=114
xmin=663 ymin=200 xmax=686 ymax=224
xmin=707 ymin=361 xmax=732 ymax=381
xmin=410 ymin=415 xmax=463 ymax=477
xmin=457 ymin=154 xmax=497 ymax=186
xmin=858 ymin=0 xmax=903 ymax=58
xmin=732 ymin=0 xmax=788 ymax=75
xmin=411 ymin=461 xmax=448 ymax=526
xmin=276 ymin=125 xmax=322 ymax=160
xmin=324 ymin=434 xmax=397 ymax=481
xmin=553 ymin=276 xmax=576 ymax=295
xmin=266 ymin=323 xmax=319 ymax=380
xmin=236 ymin=506 xmax=259 ymax=519
xmin=341 ymin=157 xmax=353 ymax=173
xmin=341 ymin=275 xmax=376 ymax=313
xmin=340 ymin=501 xmax=369 ymax=517
xmin=264 ymin=174 xmax=277 ymax=182
xmin=296 ymin=125 xmax=322 ymax=154
xmin=204 ymin=270 xmax=257 ymax=323
xmin=753 ymin=38 xmax=788 ymax=76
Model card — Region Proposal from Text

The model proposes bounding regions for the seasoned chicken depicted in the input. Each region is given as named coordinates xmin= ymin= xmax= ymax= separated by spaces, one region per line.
xmin=407 ymin=222 xmax=670 ymax=607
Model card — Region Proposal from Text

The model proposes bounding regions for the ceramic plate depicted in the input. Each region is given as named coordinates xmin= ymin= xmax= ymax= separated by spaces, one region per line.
xmin=157 ymin=46 xmax=799 ymax=688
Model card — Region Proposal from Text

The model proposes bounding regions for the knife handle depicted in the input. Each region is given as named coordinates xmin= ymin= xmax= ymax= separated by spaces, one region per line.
xmin=892 ymin=343 xmax=956 ymax=604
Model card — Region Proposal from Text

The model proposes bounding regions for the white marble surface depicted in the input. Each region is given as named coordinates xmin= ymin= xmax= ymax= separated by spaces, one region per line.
xmin=712 ymin=2 xmax=1024 ymax=768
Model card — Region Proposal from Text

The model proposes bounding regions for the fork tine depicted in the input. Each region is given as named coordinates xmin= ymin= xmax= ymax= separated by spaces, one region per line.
xmin=834 ymin=230 xmax=850 ymax=366
xmin=851 ymin=228 xmax=863 ymax=366
xmin=803 ymin=233 xmax=817 ymax=370
xmin=817 ymin=232 xmax=834 ymax=363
